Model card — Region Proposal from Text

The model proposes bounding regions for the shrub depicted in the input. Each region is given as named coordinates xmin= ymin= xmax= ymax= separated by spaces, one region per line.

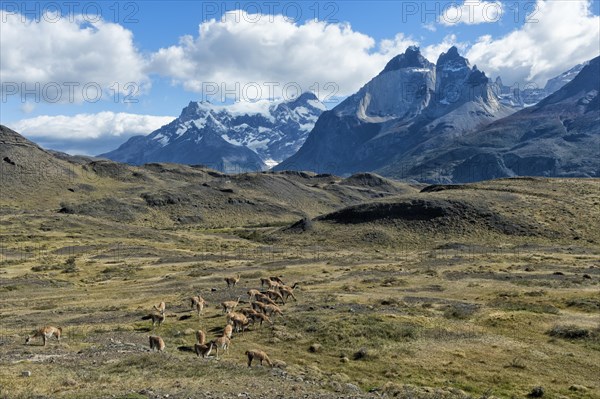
xmin=547 ymin=325 xmax=590 ymax=339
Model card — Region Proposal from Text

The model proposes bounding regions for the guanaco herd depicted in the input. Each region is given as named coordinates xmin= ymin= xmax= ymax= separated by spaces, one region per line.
xmin=25 ymin=275 xmax=297 ymax=369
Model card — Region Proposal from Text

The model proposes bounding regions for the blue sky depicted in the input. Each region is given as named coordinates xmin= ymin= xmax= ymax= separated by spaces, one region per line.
xmin=1 ymin=0 xmax=599 ymax=154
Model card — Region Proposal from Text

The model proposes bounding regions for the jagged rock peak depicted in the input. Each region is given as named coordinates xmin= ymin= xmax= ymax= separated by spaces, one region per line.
xmin=436 ymin=46 xmax=470 ymax=70
xmin=381 ymin=46 xmax=433 ymax=73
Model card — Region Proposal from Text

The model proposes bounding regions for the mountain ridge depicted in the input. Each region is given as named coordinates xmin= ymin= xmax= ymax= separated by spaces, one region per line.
xmin=100 ymin=93 xmax=325 ymax=171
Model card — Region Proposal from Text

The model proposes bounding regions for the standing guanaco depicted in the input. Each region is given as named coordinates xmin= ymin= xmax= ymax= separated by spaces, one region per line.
xmin=149 ymin=335 xmax=165 ymax=352
xmin=209 ymin=336 xmax=230 ymax=359
xmin=142 ymin=313 xmax=165 ymax=327
xmin=221 ymin=297 xmax=241 ymax=314
xmin=196 ymin=330 xmax=207 ymax=345
xmin=25 ymin=326 xmax=62 ymax=346
xmin=248 ymin=312 xmax=272 ymax=327
xmin=223 ymin=324 xmax=233 ymax=339
xmin=153 ymin=301 xmax=166 ymax=314
xmin=191 ymin=295 xmax=207 ymax=316
xmin=224 ymin=274 xmax=240 ymax=289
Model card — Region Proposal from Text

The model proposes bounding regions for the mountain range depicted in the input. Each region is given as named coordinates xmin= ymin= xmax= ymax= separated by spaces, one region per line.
xmin=15 ymin=46 xmax=600 ymax=183
xmin=100 ymin=92 xmax=325 ymax=172
xmin=277 ymin=47 xmax=599 ymax=182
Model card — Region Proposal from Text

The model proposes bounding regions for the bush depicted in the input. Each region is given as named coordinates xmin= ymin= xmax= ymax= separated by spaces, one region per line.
xmin=547 ymin=325 xmax=590 ymax=339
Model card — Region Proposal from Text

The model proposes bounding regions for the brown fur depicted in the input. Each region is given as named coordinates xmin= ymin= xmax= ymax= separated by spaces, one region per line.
xmin=25 ymin=326 xmax=62 ymax=346
xmin=196 ymin=330 xmax=206 ymax=345
xmin=224 ymin=274 xmax=240 ymax=289
xmin=209 ymin=336 xmax=230 ymax=359
xmin=153 ymin=301 xmax=166 ymax=314
xmin=221 ymin=297 xmax=241 ymax=314
xmin=246 ymin=349 xmax=273 ymax=367
xmin=149 ymin=335 xmax=165 ymax=352
xmin=194 ymin=342 xmax=213 ymax=358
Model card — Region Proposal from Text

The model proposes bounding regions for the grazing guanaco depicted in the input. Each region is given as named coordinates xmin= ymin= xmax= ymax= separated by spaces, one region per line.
xmin=224 ymin=274 xmax=240 ymax=289
xmin=263 ymin=304 xmax=283 ymax=318
xmin=248 ymin=312 xmax=272 ymax=327
xmin=251 ymin=301 xmax=267 ymax=313
xmin=153 ymin=301 xmax=166 ymax=314
xmin=247 ymin=289 xmax=261 ymax=301
xmin=265 ymin=289 xmax=285 ymax=305
xmin=278 ymin=285 xmax=297 ymax=302
xmin=260 ymin=277 xmax=272 ymax=288
xmin=223 ymin=324 xmax=233 ymax=339
xmin=267 ymin=279 xmax=281 ymax=290
xmin=209 ymin=336 xmax=230 ymax=359
xmin=246 ymin=349 xmax=273 ymax=367
xmin=25 ymin=326 xmax=62 ymax=346
xmin=256 ymin=294 xmax=277 ymax=306
xmin=142 ymin=313 xmax=165 ymax=327
xmin=232 ymin=314 xmax=251 ymax=333
xmin=190 ymin=296 xmax=200 ymax=309
xmin=196 ymin=330 xmax=207 ymax=345
xmin=269 ymin=276 xmax=285 ymax=285
xmin=149 ymin=335 xmax=165 ymax=352
xmin=221 ymin=297 xmax=241 ymax=314
xmin=239 ymin=307 xmax=259 ymax=317
xmin=194 ymin=342 xmax=213 ymax=358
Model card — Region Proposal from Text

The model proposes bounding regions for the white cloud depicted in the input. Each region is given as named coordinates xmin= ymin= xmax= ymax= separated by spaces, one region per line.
xmin=149 ymin=11 xmax=418 ymax=100
xmin=0 ymin=11 xmax=148 ymax=103
xmin=466 ymin=0 xmax=600 ymax=86
xmin=9 ymin=112 xmax=174 ymax=140
xmin=440 ymin=1 xmax=504 ymax=26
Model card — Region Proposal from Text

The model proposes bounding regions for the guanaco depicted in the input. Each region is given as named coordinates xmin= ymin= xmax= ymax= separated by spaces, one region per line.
xmin=251 ymin=301 xmax=267 ymax=313
xmin=265 ymin=289 xmax=285 ymax=304
xmin=153 ymin=301 xmax=166 ymax=314
xmin=260 ymin=277 xmax=272 ymax=288
xmin=193 ymin=296 xmax=207 ymax=316
xmin=246 ymin=349 xmax=273 ymax=367
xmin=142 ymin=313 xmax=165 ymax=327
xmin=224 ymin=274 xmax=240 ymax=289
xmin=247 ymin=289 xmax=261 ymax=300
xmin=149 ymin=335 xmax=165 ymax=352
xmin=248 ymin=312 xmax=272 ymax=327
xmin=25 ymin=326 xmax=62 ymax=346
xmin=223 ymin=324 xmax=233 ymax=339
xmin=209 ymin=336 xmax=230 ymax=359
xmin=231 ymin=313 xmax=251 ymax=333
xmin=263 ymin=304 xmax=283 ymax=318
xmin=256 ymin=294 xmax=277 ymax=306
xmin=269 ymin=276 xmax=285 ymax=285
xmin=267 ymin=279 xmax=280 ymax=290
xmin=278 ymin=285 xmax=297 ymax=302
xmin=221 ymin=297 xmax=241 ymax=314
xmin=194 ymin=342 xmax=213 ymax=358
xmin=239 ymin=307 xmax=259 ymax=317
xmin=196 ymin=330 xmax=207 ymax=345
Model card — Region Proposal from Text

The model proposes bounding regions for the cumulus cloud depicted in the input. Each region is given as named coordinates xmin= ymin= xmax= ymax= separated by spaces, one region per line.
xmin=8 ymin=112 xmax=175 ymax=155
xmin=466 ymin=0 xmax=600 ymax=86
xmin=0 ymin=11 xmax=148 ymax=103
xmin=10 ymin=112 xmax=174 ymax=140
xmin=440 ymin=0 xmax=504 ymax=26
xmin=149 ymin=11 xmax=418 ymax=100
